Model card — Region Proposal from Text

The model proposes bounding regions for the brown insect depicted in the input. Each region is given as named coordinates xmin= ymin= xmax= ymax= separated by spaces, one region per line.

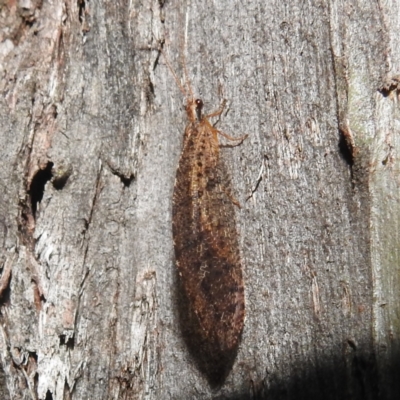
xmin=163 ymin=43 xmax=246 ymax=386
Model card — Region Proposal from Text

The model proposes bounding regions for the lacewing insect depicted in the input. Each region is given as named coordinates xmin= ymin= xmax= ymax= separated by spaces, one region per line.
xmin=163 ymin=26 xmax=246 ymax=386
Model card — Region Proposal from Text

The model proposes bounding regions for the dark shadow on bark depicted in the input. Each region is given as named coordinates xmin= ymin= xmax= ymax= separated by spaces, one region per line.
xmin=171 ymin=320 xmax=400 ymax=400
xmin=249 ymin=349 xmax=400 ymax=400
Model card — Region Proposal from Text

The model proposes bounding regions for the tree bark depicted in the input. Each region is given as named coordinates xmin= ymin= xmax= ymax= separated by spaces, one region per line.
xmin=0 ymin=0 xmax=399 ymax=399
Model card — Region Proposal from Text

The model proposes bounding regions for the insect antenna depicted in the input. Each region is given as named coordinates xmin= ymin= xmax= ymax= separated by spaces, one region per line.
xmin=161 ymin=48 xmax=189 ymax=99
xmin=181 ymin=10 xmax=194 ymax=99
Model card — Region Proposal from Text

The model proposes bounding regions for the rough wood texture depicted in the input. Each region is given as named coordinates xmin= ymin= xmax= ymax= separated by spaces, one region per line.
xmin=0 ymin=0 xmax=399 ymax=399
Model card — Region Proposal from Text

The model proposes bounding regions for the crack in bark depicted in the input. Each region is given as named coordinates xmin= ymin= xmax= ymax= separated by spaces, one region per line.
xmin=82 ymin=162 xmax=104 ymax=239
xmin=0 ymin=253 xmax=14 ymax=301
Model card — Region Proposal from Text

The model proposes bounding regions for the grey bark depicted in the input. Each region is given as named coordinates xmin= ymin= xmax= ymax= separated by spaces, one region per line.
xmin=0 ymin=0 xmax=399 ymax=399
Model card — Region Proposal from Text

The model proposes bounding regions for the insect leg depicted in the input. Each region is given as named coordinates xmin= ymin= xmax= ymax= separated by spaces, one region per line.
xmin=205 ymin=99 xmax=227 ymax=119
xmin=217 ymin=130 xmax=248 ymax=144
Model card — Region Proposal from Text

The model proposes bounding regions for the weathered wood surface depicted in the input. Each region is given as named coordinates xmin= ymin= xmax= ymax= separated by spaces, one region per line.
xmin=0 ymin=0 xmax=399 ymax=399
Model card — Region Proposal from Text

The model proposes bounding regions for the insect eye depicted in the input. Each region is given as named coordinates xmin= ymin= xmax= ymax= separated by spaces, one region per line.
xmin=195 ymin=99 xmax=203 ymax=111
